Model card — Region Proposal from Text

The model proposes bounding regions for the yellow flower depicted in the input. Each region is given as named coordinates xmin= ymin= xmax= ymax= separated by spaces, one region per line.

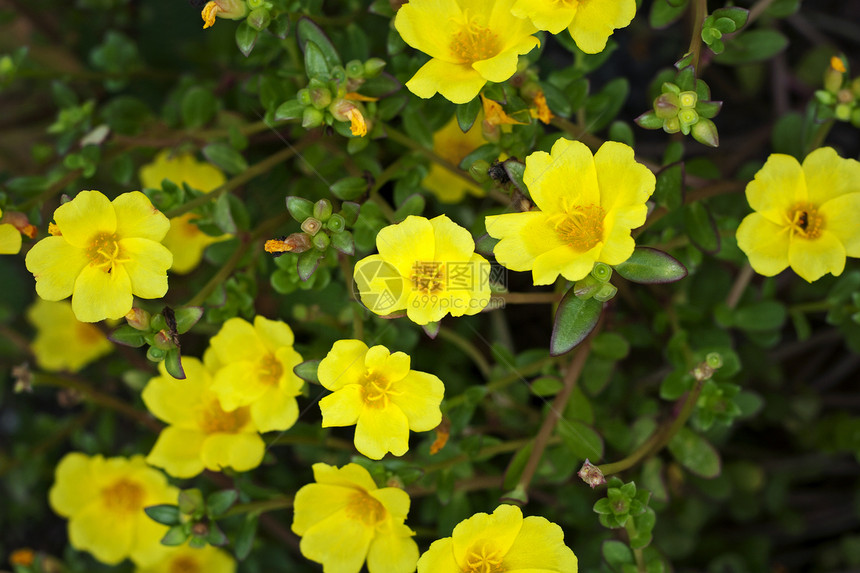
xmin=482 ymin=94 xmax=529 ymax=129
xmin=417 ymin=504 xmax=578 ymax=573
xmin=292 ymin=463 xmax=419 ymax=573
xmin=353 ymin=215 xmax=492 ymax=325
xmin=395 ymin=0 xmax=539 ymax=104
xmin=512 ymin=0 xmax=636 ymax=54
xmin=26 ymin=299 xmax=112 ymax=372
xmin=200 ymin=0 xmax=247 ymax=29
xmin=0 ymin=207 xmax=23 ymax=254
xmin=485 ymin=139 xmax=655 ymax=285
xmin=139 ymin=151 xmax=228 ymax=274
xmin=423 ymin=116 xmax=487 ymax=203
xmin=317 ymin=340 xmax=444 ymax=459
xmin=136 ymin=543 xmax=235 ymax=573
xmin=48 ymin=453 xmax=178 ymax=566
xmin=25 ymin=190 xmax=172 ymax=323
xmin=142 ymin=357 xmax=265 ymax=478
xmin=205 ymin=315 xmax=304 ymax=433
xmin=736 ymin=147 xmax=860 ymax=283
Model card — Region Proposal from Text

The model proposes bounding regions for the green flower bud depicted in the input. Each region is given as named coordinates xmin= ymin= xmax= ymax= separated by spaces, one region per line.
xmin=301 ymin=217 xmax=323 ymax=236
xmin=247 ymin=0 xmax=268 ymax=8
xmin=824 ymin=68 xmax=844 ymax=94
xmin=663 ymin=117 xmax=681 ymax=134
xmin=178 ymin=489 xmax=205 ymax=516
xmin=345 ymin=60 xmax=364 ymax=79
xmin=363 ymin=58 xmax=386 ymax=78
xmin=835 ymin=103 xmax=853 ymax=121
xmin=679 ymin=90 xmax=698 ymax=108
xmin=246 ymin=7 xmax=270 ymax=31
xmin=301 ymin=106 xmax=325 ymax=129
xmin=705 ymin=352 xmax=723 ymax=369
xmin=574 ymin=275 xmax=601 ymax=299
xmin=310 ymin=87 xmax=332 ymax=109
xmin=593 ymin=283 xmax=617 ymax=303
xmin=691 ymin=117 xmax=719 ymax=147
xmin=313 ymin=199 xmax=333 ymax=221
xmin=662 ymin=82 xmax=681 ymax=95
xmin=654 ymin=93 xmax=680 ymax=120
xmin=591 ymin=262 xmax=613 ymax=283
xmin=312 ymin=232 xmax=331 ymax=250
xmin=469 ymin=160 xmax=491 ymax=183
xmin=678 ymin=108 xmax=698 ymax=126
xmin=146 ymin=346 xmax=166 ymax=362
xmin=297 ymin=89 xmax=312 ymax=106
xmin=326 ymin=213 xmax=346 ymax=233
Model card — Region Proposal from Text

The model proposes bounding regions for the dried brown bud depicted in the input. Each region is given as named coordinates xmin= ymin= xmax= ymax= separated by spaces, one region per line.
xmin=577 ymin=459 xmax=606 ymax=489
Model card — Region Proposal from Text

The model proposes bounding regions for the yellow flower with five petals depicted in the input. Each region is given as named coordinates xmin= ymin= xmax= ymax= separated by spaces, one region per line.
xmin=136 ymin=543 xmax=235 ymax=573
xmin=736 ymin=147 xmax=860 ymax=282
xmin=512 ymin=0 xmax=636 ymax=54
xmin=27 ymin=299 xmax=113 ymax=372
xmin=486 ymin=139 xmax=655 ymax=285
xmin=395 ymin=0 xmax=539 ymax=104
xmin=25 ymin=190 xmax=172 ymax=323
xmin=317 ymin=339 xmax=444 ymax=459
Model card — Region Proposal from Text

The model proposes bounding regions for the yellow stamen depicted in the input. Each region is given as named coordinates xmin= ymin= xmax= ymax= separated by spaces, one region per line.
xmin=464 ymin=540 xmax=506 ymax=573
xmin=347 ymin=107 xmax=368 ymax=137
xmin=265 ymin=238 xmax=293 ymax=254
xmin=481 ymin=95 xmax=527 ymax=127
xmin=344 ymin=490 xmax=386 ymax=526
xmin=360 ymin=370 xmax=404 ymax=409
xmin=170 ymin=555 xmax=201 ymax=573
xmin=101 ymin=478 xmax=144 ymax=513
xmin=257 ymin=353 xmax=283 ymax=385
xmin=788 ymin=202 xmax=824 ymax=240
xmin=48 ymin=222 xmax=62 ymax=236
xmin=550 ymin=202 xmax=606 ymax=252
xmin=202 ymin=1 xmax=219 ymax=29
xmin=831 ymin=56 xmax=846 ymax=73
xmin=529 ymin=90 xmax=554 ymax=124
xmin=450 ymin=17 xmax=500 ymax=64
xmin=198 ymin=395 xmax=250 ymax=433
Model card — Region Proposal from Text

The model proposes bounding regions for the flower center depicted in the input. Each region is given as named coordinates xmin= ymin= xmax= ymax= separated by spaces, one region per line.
xmin=411 ymin=261 xmax=445 ymax=294
xmin=788 ymin=202 xmax=824 ymax=240
xmin=450 ymin=19 xmax=500 ymax=65
xmin=86 ymin=232 xmax=129 ymax=273
xmin=344 ymin=490 xmax=386 ymax=526
xmin=257 ymin=353 xmax=283 ymax=386
xmin=360 ymin=371 xmax=402 ymax=409
xmin=464 ymin=540 xmax=507 ymax=573
xmin=552 ymin=203 xmax=606 ymax=252
xmin=170 ymin=556 xmax=200 ymax=573
xmin=198 ymin=395 xmax=250 ymax=433
xmin=101 ymin=478 xmax=144 ymax=513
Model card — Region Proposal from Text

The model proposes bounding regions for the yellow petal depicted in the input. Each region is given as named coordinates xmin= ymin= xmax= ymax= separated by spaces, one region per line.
xmin=376 ymin=216 xmax=435 ymax=278
xmin=501 ymin=515 xmax=578 ymax=572
xmin=253 ymin=315 xmax=295 ymax=353
xmin=802 ymin=146 xmax=860 ymax=205
xmin=320 ymin=385 xmax=363 ymax=427
xmin=820 ymin=192 xmax=860 ymax=256
xmin=25 ymin=236 xmax=88 ymax=301
xmin=736 ymin=213 xmax=790 ymax=277
xmin=212 ymin=362 xmax=266 ymax=410
xmin=417 ymin=538 xmax=460 ymax=573
xmin=129 ymin=512 xmax=172 ymax=567
xmin=119 ymin=238 xmax=172 ymax=299
xmin=431 ymin=214 xmax=476 ymax=263
xmin=365 ymin=345 xmax=411 ymax=382
xmin=291 ymin=483 xmax=353 ymax=535
xmin=275 ymin=346 xmax=304 ymax=392
xmin=142 ymin=359 xmax=208 ymax=426
xmin=298 ymin=511 xmax=374 ymax=573
xmin=788 ymin=230 xmax=846 ymax=282
xmin=312 ymin=462 xmax=378 ymax=492
xmin=367 ymin=529 xmax=419 ymax=573
xmin=593 ymin=141 xmax=656 ymax=217
xmin=745 ymin=154 xmax=806 ymax=222
xmin=146 ymin=427 xmax=207 ymax=478
xmin=405 ymin=290 xmax=448 ymax=325
xmin=486 ymin=211 xmax=562 ymax=271
xmin=318 ymin=339 xmax=369 ymax=391
xmin=68 ymin=503 xmax=134 ymax=565
xmin=394 ymin=0 xmax=463 ymax=61
xmin=451 ymin=505 xmax=523 ymax=566
xmin=353 ymin=255 xmax=411 ymax=315
xmin=569 ymin=0 xmax=636 ymax=54
xmin=54 ymin=190 xmax=116 ymax=247
xmin=0 ymin=223 xmax=21 ymax=254
xmin=112 ymin=191 xmax=170 ymax=241
xmin=369 ymin=487 xmax=412 ymax=522
xmin=354 ymin=403 xmax=410 ymax=459
xmin=533 ymin=243 xmax=596 ymax=284
xmin=72 ymin=263 xmax=133 ymax=322
xmin=163 ymin=214 xmax=223 ymax=274
xmin=210 ymin=317 xmax=266 ymax=363
xmin=389 ymin=371 xmax=444 ymax=432
xmin=525 ymin=139 xmax=600 ymax=213
xmin=511 ymin=0 xmax=575 ymax=34
xmin=249 ymin=386 xmax=299 ymax=433
xmin=406 ymin=58 xmax=489 ymax=105
xmin=49 ymin=453 xmax=99 ymax=517
xmin=200 ymin=432 xmax=265 ymax=473
xmin=472 ymin=35 xmax=538 ymax=82
xmin=139 ymin=151 xmax=226 ymax=192
xmin=597 ymin=225 xmax=636 ymax=266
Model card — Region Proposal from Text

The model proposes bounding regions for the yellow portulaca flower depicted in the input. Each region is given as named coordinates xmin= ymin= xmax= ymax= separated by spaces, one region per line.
xmin=292 ymin=463 xmax=419 ymax=573
xmin=139 ymin=151 xmax=228 ymax=274
xmin=27 ymin=299 xmax=113 ymax=372
xmin=25 ymin=190 xmax=172 ymax=323
xmin=0 ymin=207 xmax=23 ymax=254
xmin=317 ymin=340 xmax=444 ymax=460
xmin=394 ymin=0 xmax=539 ymax=104
xmin=512 ymin=0 xmax=636 ymax=54
xmin=48 ymin=453 xmax=178 ymax=566
xmin=205 ymin=316 xmax=304 ymax=433
xmin=142 ymin=357 xmax=265 ymax=478
xmin=353 ymin=215 xmax=492 ymax=325
xmin=485 ymin=139 xmax=655 ymax=285
xmin=136 ymin=543 xmax=235 ymax=573
xmin=418 ymin=504 xmax=578 ymax=573
xmin=737 ymin=147 xmax=860 ymax=283
xmin=423 ymin=116 xmax=487 ymax=203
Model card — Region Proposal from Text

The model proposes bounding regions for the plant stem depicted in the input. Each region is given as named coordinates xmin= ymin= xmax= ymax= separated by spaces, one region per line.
xmin=443 ymin=354 xmax=560 ymax=411
xmin=438 ymin=327 xmax=493 ymax=379
xmin=223 ymin=496 xmax=293 ymax=519
xmin=688 ymin=0 xmax=708 ymax=71
xmin=494 ymin=292 xmax=564 ymax=304
xmin=517 ymin=343 xmax=591 ymax=493
xmin=726 ymin=263 xmax=754 ymax=310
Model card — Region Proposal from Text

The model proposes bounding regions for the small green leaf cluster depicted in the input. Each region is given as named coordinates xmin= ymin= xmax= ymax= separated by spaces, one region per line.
xmin=110 ymin=306 xmax=203 ymax=379
xmin=701 ymin=8 xmax=749 ymax=55
xmin=815 ymin=58 xmax=860 ymax=127
xmin=593 ymin=478 xmax=654 ymax=535
xmin=636 ymin=68 xmax=722 ymax=146
xmin=145 ymin=488 xmax=239 ymax=549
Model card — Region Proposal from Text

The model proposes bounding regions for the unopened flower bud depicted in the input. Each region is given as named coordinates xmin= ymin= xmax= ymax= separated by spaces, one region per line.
xmin=153 ymin=330 xmax=175 ymax=350
xmin=264 ymin=233 xmax=312 ymax=255
xmin=201 ymin=0 xmax=248 ymax=29
xmin=191 ymin=522 xmax=210 ymax=538
xmin=470 ymin=160 xmax=491 ymax=183
xmin=824 ymin=67 xmax=844 ymax=94
xmin=146 ymin=346 xmax=166 ymax=362
xmin=835 ymin=103 xmax=852 ymax=121
xmin=691 ymin=118 xmax=719 ymax=147
xmin=593 ymin=283 xmax=617 ymax=302
xmin=312 ymin=232 xmax=331 ymax=250
xmin=663 ymin=117 xmax=681 ymax=133
xmin=573 ymin=275 xmax=601 ymax=299
xmin=577 ymin=459 xmax=606 ymax=489
xmin=310 ymin=86 xmax=332 ymax=109
xmin=838 ymin=88 xmax=854 ymax=104
xmin=654 ymin=93 xmax=679 ymax=119
xmin=679 ymin=90 xmax=698 ymax=108
xmin=301 ymin=217 xmax=323 ymax=236
xmin=591 ymin=262 xmax=612 ymax=283
xmin=678 ymin=108 xmax=698 ymax=126
xmin=345 ymin=60 xmax=364 ymax=79
xmin=297 ymin=89 xmax=312 ymax=106
xmin=705 ymin=352 xmax=723 ymax=369
xmin=246 ymin=7 xmax=270 ymax=30
xmin=363 ymin=58 xmax=386 ymax=78
xmin=313 ymin=199 xmax=333 ymax=221
xmin=125 ymin=308 xmax=151 ymax=330
xmin=326 ymin=213 xmax=346 ymax=233
xmin=302 ymin=107 xmax=325 ymax=129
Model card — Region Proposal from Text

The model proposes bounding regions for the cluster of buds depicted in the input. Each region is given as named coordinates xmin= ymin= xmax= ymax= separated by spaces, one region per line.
xmin=816 ymin=56 xmax=860 ymax=127
xmin=145 ymin=488 xmax=238 ymax=549
xmin=110 ymin=306 xmax=203 ymax=380
xmin=636 ymin=69 xmax=722 ymax=147
xmin=574 ymin=263 xmax=618 ymax=303
xmin=275 ymin=57 xmax=386 ymax=137
xmin=265 ymin=197 xmax=359 ymax=281
xmin=592 ymin=477 xmax=652 ymax=530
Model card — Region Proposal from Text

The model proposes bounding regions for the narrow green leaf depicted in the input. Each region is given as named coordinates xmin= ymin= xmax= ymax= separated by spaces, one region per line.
xmin=235 ymin=22 xmax=258 ymax=58
xmin=109 ymin=324 xmax=146 ymax=348
xmin=173 ymin=307 xmax=203 ymax=334
xmin=297 ymin=250 xmax=324 ymax=281
xmin=551 ymin=292 xmax=602 ymax=355
xmin=235 ymin=514 xmax=258 ymax=560
xmin=668 ymin=427 xmax=721 ymax=478
xmin=304 ymin=41 xmax=330 ymax=78
xmin=714 ymin=29 xmax=788 ymax=65
xmin=330 ymin=176 xmax=367 ymax=200
xmin=733 ymin=300 xmax=787 ymax=332
xmin=144 ymin=504 xmax=181 ymax=526
xmin=181 ymin=87 xmax=217 ymax=129
xmin=602 ymin=540 xmax=635 ymax=566
xmin=206 ymin=490 xmax=239 ymax=518
xmin=161 ymin=524 xmax=189 ymax=546
xmin=502 ymin=160 xmax=526 ymax=194
xmin=654 ymin=162 xmax=684 ymax=210
xmin=649 ymin=0 xmax=689 ymax=28
xmin=274 ymin=100 xmax=305 ymax=121
xmin=457 ymin=96 xmax=482 ymax=132
xmin=330 ymin=230 xmax=355 ymax=255
xmin=202 ymin=143 xmax=248 ymax=175
xmin=213 ymin=194 xmax=237 ymax=234
xmin=163 ymin=348 xmax=185 ymax=380
xmin=394 ymin=194 xmax=425 ymax=222
xmin=294 ymin=360 xmax=321 ymax=384
xmin=296 ymin=18 xmax=342 ymax=69
xmin=614 ymin=247 xmax=688 ymax=284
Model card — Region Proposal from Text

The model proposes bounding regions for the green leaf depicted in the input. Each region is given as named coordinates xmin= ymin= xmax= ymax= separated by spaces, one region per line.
xmin=297 ymin=250 xmax=324 ymax=281
xmin=235 ymin=514 xmax=258 ymax=560
xmin=202 ymin=143 xmax=248 ymax=175
xmin=530 ymin=376 xmax=563 ymax=397
xmin=108 ymin=324 xmax=146 ymax=348
xmin=206 ymin=490 xmax=238 ymax=518
xmin=163 ymin=348 xmax=185 ymax=380
xmin=330 ymin=230 xmax=355 ymax=255
xmin=590 ymin=332 xmax=630 ymax=361
xmin=181 ymin=87 xmax=217 ymax=129
xmin=330 ymin=176 xmax=367 ymax=200
xmin=144 ymin=504 xmax=181 ymax=526
xmin=650 ymin=0 xmax=689 ymax=29
xmin=635 ymin=110 xmax=664 ymax=130
xmin=542 ymin=81 xmax=572 ymax=117
xmin=161 ymin=524 xmax=189 ymax=546
xmin=502 ymin=160 xmax=527 ymax=194
xmin=235 ymin=22 xmax=258 ymax=58
xmin=603 ymin=540 xmax=635 ymax=566
xmin=213 ymin=194 xmax=237 ymax=234
xmin=660 ymin=370 xmax=692 ymax=400
xmin=712 ymin=7 xmax=749 ymax=30
xmin=551 ymin=292 xmax=602 ymax=355
xmin=614 ymin=247 xmax=688 ymax=284
xmin=457 ymin=96 xmax=481 ymax=132
xmin=286 ymin=196 xmax=314 ymax=222
xmin=683 ymin=202 xmax=720 ymax=253
xmin=294 ymin=360 xmax=321 ymax=384
xmin=502 ymin=442 xmax=533 ymax=490
xmin=296 ymin=18 xmax=342 ymax=69
xmin=173 ymin=307 xmax=203 ymax=334
xmin=668 ymin=427 xmax=721 ymax=478
xmin=585 ymin=78 xmax=629 ymax=132
xmin=629 ymin=508 xmax=656 ymax=549
xmin=558 ymin=420 xmax=604 ymax=460
xmin=654 ymin=162 xmax=684 ymax=210
xmin=714 ymin=29 xmax=788 ymax=66
xmin=608 ymin=121 xmax=634 ymax=146
xmin=394 ymin=194 xmax=425 ymax=222
xmin=269 ymin=14 xmax=291 ymax=39
xmin=733 ymin=300 xmax=787 ymax=332
xmin=303 ymin=40 xmax=330 ymax=78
